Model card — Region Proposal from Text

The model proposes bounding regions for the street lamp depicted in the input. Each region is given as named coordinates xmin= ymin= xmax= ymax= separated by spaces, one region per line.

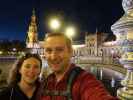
xmin=49 ymin=18 xmax=61 ymax=32
xmin=65 ymin=26 xmax=76 ymax=39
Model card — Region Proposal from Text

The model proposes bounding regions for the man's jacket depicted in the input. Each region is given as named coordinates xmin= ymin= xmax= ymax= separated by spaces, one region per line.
xmin=40 ymin=64 xmax=119 ymax=100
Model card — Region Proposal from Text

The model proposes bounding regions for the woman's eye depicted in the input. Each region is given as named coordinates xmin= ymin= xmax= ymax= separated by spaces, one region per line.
xmin=33 ymin=65 xmax=40 ymax=69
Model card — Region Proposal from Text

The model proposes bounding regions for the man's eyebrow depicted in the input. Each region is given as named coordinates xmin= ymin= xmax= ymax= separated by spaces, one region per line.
xmin=56 ymin=46 xmax=65 ymax=48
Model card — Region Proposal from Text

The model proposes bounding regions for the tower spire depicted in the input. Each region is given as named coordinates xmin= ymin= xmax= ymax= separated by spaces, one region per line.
xmin=26 ymin=9 xmax=39 ymax=48
xmin=32 ymin=8 xmax=35 ymax=16
xmin=95 ymin=27 xmax=98 ymax=34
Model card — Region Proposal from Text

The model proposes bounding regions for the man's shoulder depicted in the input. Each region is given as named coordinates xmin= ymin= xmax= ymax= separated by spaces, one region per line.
xmin=75 ymin=67 xmax=97 ymax=81
xmin=47 ymin=73 xmax=55 ymax=78
xmin=46 ymin=66 xmax=96 ymax=81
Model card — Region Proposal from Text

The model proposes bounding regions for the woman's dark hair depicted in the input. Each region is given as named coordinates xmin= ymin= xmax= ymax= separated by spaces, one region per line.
xmin=7 ymin=53 xmax=42 ymax=87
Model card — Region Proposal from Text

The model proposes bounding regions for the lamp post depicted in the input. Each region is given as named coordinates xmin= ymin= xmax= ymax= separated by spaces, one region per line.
xmin=111 ymin=49 xmax=114 ymax=64
xmin=65 ymin=26 xmax=76 ymax=41
xmin=111 ymin=0 xmax=133 ymax=99
xmin=65 ymin=26 xmax=76 ymax=63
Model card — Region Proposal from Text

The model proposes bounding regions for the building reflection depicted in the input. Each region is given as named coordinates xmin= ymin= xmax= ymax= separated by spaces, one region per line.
xmin=84 ymin=66 xmax=124 ymax=96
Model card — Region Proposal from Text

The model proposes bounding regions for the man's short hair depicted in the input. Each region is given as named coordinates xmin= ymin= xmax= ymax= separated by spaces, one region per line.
xmin=44 ymin=33 xmax=72 ymax=50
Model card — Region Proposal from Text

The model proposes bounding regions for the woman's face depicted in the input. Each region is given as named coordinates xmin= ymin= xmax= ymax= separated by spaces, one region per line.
xmin=19 ymin=57 xmax=41 ymax=85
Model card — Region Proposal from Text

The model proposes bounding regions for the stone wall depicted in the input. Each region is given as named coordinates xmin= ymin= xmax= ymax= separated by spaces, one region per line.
xmin=0 ymin=59 xmax=15 ymax=87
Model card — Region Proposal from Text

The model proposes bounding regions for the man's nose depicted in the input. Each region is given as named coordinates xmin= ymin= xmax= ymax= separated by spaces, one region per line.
xmin=50 ymin=51 xmax=58 ymax=59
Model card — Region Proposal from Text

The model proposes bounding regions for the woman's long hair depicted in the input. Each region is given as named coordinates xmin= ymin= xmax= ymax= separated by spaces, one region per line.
xmin=7 ymin=53 xmax=42 ymax=87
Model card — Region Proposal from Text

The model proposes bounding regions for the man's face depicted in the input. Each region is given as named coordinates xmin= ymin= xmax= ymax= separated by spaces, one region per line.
xmin=44 ymin=36 xmax=72 ymax=74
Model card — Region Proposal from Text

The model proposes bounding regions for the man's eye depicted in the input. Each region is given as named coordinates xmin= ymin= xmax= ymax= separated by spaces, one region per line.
xmin=56 ymin=48 xmax=64 ymax=52
xmin=45 ymin=47 xmax=64 ymax=53
xmin=45 ymin=48 xmax=52 ymax=53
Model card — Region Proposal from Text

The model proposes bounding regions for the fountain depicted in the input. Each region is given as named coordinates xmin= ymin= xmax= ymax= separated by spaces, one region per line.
xmin=111 ymin=0 xmax=133 ymax=99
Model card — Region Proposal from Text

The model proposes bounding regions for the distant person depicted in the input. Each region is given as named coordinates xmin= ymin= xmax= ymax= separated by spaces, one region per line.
xmin=0 ymin=53 xmax=43 ymax=100
xmin=40 ymin=33 xmax=119 ymax=100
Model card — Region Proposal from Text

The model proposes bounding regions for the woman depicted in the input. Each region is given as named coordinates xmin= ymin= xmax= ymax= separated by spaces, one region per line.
xmin=0 ymin=53 xmax=43 ymax=100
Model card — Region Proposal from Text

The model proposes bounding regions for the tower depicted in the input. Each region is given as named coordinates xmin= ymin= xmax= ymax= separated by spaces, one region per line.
xmin=26 ymin=9 xmax=39 ymax=48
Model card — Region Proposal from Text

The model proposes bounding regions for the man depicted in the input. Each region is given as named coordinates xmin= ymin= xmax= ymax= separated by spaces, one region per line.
xmin=41 ymin=33 xmax=118 ymax=100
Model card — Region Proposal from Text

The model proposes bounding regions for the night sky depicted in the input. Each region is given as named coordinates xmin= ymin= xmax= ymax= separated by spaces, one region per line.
xmin=0 ymin=0 xmax=124 ymax=41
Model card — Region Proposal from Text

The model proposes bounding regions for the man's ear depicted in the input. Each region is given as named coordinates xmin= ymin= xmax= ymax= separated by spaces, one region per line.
xmin=70 ymin=48 xmax=73 ymax=56
xmin=43 ymin=41 xmax=46 ymax=48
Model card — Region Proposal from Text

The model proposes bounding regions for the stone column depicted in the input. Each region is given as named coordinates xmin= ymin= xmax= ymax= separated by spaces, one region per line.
xmin=111 ymin=0 xmax=133 ymax=99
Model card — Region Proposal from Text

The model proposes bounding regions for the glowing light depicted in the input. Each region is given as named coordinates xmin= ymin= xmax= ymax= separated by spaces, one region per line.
xmin=0 ymin=51 xmax=3 ymax=55
xmin=49 ymin=18 xmax=60 ymax=31
xmin=65 ymin=26 xmax=76 ymax=39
